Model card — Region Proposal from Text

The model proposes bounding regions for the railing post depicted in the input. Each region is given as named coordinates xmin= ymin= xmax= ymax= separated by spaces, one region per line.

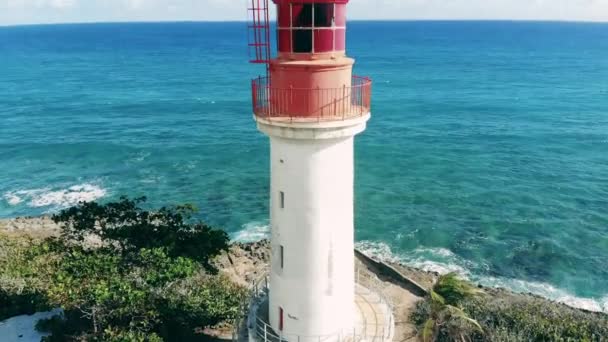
xmin=342 ymin=85 xmax=347 ymax=120
xmin=266 ymin=83 xmax=271 ymax=118
xmin=315 ymin=85 xmax=323 ymax=122
xmin=264 ymin=322 xmax=267 ymax=342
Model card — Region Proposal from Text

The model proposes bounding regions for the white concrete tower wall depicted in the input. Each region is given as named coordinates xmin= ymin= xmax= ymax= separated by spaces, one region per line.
xmin=258 ymin=118 xmax=369 ymax=339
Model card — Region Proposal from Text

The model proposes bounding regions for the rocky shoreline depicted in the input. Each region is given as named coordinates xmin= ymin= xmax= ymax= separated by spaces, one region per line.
xmin=0 ymin=216 xmax=60 ymax=238
xmin=1 ymin=216 xmax=606 ymax=321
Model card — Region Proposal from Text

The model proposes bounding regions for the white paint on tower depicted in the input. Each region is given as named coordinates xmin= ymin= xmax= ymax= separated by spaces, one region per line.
xmin=257 ymin=116 xmax=370 ymax=339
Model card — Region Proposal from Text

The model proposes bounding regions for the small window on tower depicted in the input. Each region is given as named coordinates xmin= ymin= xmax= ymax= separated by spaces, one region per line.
xmin=280 ymin=245 xmax=284 ymax=269
xmin=280 ymin=191 xmax=285 ymax=209
xmin=292 ymin=30 xmax=313 ymax=53
xmin=314 ymin=3 xmax=334 ymax=27
xmin=292 ymin=4 xmax=313 ymax=27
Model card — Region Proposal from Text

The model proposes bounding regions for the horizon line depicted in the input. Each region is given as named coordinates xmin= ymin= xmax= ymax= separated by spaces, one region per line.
xmin=2 ymin=18 xmax=608 ymax=28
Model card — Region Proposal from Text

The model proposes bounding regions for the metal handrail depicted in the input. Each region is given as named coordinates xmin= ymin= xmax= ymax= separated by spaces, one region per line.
xmin=355 ymin=268 xmax=395 ymax=342
xmin=251 ymin=76 xmax=372 ymax=121
xmin=239 ymin=267 xmax=394 ymax=342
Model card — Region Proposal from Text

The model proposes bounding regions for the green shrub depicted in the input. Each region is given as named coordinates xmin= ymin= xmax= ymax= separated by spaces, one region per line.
xmin=40 ymin=241 xmax=245 ymax=340
xmin=414 ymin=273 xmax=483 ymax=342
xmin=0 ymin=234 xmax=52 ymax=320
xmin=52 ymin=197 xmax=229 ymax=271
xmin=412 ymin=275 xmax=608 ymax=342
xmin=101 ymin=327 xmax=163 ymax=342
xmin=463 ymin=295 xmax=608 ymax=342
xmin=160 ymin=274 xmax=249 ymax=330
xmin=1 ymin=197 xmax=248 ymax=341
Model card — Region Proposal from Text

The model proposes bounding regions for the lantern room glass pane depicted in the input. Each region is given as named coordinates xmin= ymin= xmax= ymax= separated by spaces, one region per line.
xmin=293 ymin=29 xmax=313 ymax=53
xmin=277 ymin=4 xmax=290 ymax=27
xmin=292 ymin=4 xmax=312 ymax=27
xmin=335 ymin=4 xmax=346 ymax=27
xmin=314 ymin=3 xmax=334 ymax=27
xmin=335 ymin=28 xmax=346 ymax=50
xmin=314 ymin=29 xmax=334 ymax=52
xmin=278 ymin=29 xmax=291 ymax=52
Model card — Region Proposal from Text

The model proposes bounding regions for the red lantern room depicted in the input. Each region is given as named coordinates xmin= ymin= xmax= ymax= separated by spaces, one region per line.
xmin=248 ymin=0 xmax=371 ymax=121
xmin=275 ymin=0 xmax=348 ymax=58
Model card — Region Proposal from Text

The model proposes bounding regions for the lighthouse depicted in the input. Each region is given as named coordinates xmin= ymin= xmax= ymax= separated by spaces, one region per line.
xmin=246 ymin=1 xmax=390 ymax=341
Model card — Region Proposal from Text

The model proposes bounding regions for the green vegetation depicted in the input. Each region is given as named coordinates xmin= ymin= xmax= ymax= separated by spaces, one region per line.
xmin=0 ymin=197 xmax=248 ymax=341
xmin=412 ymin=273 xmax=483 ymax=342
xmin=412 ymin=273 xmax=608 ymax=342
xmin=463 ymin=292 xmax=608 ymax=342
xmin=0 ymin=235 xmax=52 ymax=321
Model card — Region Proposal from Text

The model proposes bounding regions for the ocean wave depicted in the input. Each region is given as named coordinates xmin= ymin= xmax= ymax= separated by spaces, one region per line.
xmin=478 ymin=276 xmax=608 ymax=313
xmin=356 ymin=241 xmax=471 ymax=275
xmin=225 ymin=230 xmax=608 ymax=313
xmin=3 ymin=184 xmax=107 ymax=209
xmin=355 ymin=240 xmax=608 ymax=313
xmin=230 ymin=220 xmax=269 ymax=243
xmin=3 ymin=193 xmax=23 ymax=206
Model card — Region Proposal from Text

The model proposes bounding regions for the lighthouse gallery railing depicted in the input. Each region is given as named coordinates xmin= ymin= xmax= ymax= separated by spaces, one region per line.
xmin=252 ymin=76 xmax=372 ymax=120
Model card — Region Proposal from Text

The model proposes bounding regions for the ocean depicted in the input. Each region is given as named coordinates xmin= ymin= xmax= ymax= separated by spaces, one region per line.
xmin=1 ymin=21 xmax=607 ymax=312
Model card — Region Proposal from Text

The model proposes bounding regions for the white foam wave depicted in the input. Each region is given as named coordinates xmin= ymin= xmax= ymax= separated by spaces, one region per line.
xmin=3 ymin=184 xmax=107 ymax=209
xmin=602 ymin=295 xmax=608 ymax=311
xmin=231 ymin=221 xmax=270 ymax=243
xmin=132 ymin=151 xmax=151 ymax=162
xmin=478 ymin=276 xmax=608 ymax=313
xmin=3 ymin=193 xmax=23 ymax=205
xmin=356 ymin=241 xmax=470 ymax=275
xmin=355 ymin=240 xmax=608 ymax=313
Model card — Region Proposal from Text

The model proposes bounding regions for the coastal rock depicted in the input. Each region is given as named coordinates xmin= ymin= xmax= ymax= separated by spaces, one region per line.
xmin=0 ymin=216 xmax=60 ymax=238
xmin=214 ymin=240 xmax=271 ymax=287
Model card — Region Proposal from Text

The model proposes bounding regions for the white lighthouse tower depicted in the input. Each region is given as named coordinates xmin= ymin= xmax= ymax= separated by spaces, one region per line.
xmin=246 ymin=1 xmax=390 ymax=341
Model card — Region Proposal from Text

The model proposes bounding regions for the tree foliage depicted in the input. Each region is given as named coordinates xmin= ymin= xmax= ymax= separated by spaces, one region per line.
xmin=412 ymin=273 xmax=608 ymax=342
xmin=1 ymin=197 xmax=248 ymax=341
xmin=0 ymin=234 xmax=52 ymax=321
xmin=52 ymin=196 xmax=229 ymax=271
xmin=414 ymin=273 xmax=483 ymax=342
xmin=463 ymin=294 xmax=608 ymax=342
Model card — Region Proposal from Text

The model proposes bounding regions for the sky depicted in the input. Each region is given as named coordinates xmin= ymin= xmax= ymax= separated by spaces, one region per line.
xmin=1 ymin=0 xmax=608 ymax=26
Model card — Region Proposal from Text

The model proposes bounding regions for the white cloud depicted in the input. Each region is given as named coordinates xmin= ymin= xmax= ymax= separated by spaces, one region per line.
xmin=124 ymin=0 xmax=144 ymax=10
xmin=49 ymin=0 xmax=76 ymax=9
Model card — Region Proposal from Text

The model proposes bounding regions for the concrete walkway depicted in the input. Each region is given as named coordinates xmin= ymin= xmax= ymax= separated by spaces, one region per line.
xmin=355 ymin=259 xmax=424 ymax=342
xmin=354 ymin=284 xmax=394 ymax=342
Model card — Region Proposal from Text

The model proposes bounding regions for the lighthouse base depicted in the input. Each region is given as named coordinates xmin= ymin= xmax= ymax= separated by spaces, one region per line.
xmin=246 ymin=277 xmax=394 ymax=342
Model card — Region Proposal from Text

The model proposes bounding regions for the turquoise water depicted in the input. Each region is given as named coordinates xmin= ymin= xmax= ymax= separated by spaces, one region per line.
xmin=1 ymin=21 xmax=608 ymax=311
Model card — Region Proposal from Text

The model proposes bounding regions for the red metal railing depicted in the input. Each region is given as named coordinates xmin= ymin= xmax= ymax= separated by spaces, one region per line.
xmin=252 ymin=76 xmax=372 ymax=121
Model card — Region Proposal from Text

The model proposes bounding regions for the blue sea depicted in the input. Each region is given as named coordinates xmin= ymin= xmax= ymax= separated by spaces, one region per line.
xmin=1 ymin=21 xmax=608 ymax=312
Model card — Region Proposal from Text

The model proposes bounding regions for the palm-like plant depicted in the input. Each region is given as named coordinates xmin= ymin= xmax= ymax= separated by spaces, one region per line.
xmin=421 ymin=273 xmax=483 ymax=342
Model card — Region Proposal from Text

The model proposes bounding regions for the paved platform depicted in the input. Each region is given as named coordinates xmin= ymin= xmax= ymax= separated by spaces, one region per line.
xmin=247 ymin=280 xmax=394 ymax=342
xmin=354 ymin=282 xmax=394 ymax=342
